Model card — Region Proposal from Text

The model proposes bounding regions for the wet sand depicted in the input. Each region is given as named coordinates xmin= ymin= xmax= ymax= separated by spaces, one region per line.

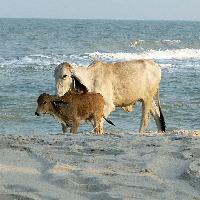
xmin=0 ymin=131 xmax=200 ymax=200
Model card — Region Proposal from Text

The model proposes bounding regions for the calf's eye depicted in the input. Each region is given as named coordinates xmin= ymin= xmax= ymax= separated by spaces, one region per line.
xmin=43 ymin=101 xmax=47 ymax=104
xmin=63 ymin=75 xmax=67 ymax=78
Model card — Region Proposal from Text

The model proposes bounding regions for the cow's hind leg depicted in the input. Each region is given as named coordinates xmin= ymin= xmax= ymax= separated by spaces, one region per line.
xmin=151 ymin=89 xmax=166 ymax=132
xmin=150 ymin=100 xmax=166 ymax=133
xmin=150 ymin=100 xmax=162 ymax=133
xmin=139 ymin=100 xmax=151 ymax=134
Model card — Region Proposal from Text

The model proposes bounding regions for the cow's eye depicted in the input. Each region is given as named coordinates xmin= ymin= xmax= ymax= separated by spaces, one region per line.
xmin=43 ymin=101 xmax=47 ymax=104
xmin=63 ymin=75 xmax=67 ymax=78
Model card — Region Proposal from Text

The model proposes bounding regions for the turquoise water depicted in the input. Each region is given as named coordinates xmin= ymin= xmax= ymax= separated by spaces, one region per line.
xmin=0 ymin=18 xmax=199 ymax=134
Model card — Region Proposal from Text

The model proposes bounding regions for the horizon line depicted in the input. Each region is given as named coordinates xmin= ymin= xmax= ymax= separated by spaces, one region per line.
xmin=0 ymin=16 xmax=200 ymax=23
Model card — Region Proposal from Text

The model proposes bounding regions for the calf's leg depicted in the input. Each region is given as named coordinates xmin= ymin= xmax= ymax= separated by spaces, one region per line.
xmin=94 ymin=114 xmax=103 ymax=134
xmin=61 ymin=123 xmax=68 ymax=134
xmin=70 ymin=120 xmax=80 ymax=134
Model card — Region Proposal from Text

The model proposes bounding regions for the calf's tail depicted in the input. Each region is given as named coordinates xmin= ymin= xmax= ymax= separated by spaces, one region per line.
xmin=103 ymin=115 xmax=115 ymax=126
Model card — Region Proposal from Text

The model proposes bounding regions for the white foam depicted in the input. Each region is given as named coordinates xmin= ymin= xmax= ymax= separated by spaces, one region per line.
xmin=87 ymin=49 xmax=200 ymax=61
xmin=161 ymin=39 xmax=181 ymax=44
xmin=130 ymin=39 xmax=181 ymax=48
xmin=0 ymin=54 xmax=66 ymax=69
xmin=1 ymin=48 xmax=200 ymax=70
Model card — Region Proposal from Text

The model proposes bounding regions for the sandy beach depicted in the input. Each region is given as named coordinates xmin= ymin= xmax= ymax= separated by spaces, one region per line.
xmin=0 ymin=131 xmax=200 ymax=200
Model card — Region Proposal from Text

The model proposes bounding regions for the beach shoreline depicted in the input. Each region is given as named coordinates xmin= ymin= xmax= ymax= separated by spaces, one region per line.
xmin=0 ymin=131 xmax=200 ymax=200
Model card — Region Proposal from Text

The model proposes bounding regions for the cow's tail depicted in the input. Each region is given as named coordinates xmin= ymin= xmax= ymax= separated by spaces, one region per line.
xmin=155 ymin=88 xmax=166 ymax=132
xmin=103 ymin=115 xmax=115 ymax=126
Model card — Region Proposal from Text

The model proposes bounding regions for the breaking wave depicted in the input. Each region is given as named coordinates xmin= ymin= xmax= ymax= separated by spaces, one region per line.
xmin=88 ymin=49 xmax=200 ymax=62
xmin=0 ymin=54 xmax=70 ymax=71
xmin=1 ymin=48 xmax=200 ymax=71
xmin=0 ymin=54 xmax=90 ymax=70
xmin=130 ymin=39 xmax=181 ymax=48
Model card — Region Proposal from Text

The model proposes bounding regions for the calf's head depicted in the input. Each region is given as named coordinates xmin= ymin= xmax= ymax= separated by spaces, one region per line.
xmin=35 ymin=93 xmax=53 ymax=116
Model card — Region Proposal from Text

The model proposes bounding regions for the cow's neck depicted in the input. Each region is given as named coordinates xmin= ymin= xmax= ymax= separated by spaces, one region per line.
xmin=88 ymin=62 xmax=107 ymax=92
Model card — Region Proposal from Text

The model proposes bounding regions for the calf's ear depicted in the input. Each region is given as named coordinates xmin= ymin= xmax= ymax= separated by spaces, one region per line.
xmin=52 ymin=100 xmax=69 ymax=108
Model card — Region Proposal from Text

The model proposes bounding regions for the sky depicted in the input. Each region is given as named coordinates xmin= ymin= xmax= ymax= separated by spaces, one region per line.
xmin=0 ymin=0 xmax=200 ymax=21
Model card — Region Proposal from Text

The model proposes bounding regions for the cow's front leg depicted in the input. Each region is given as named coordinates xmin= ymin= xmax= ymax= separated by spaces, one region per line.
xmin=104 ymin=102 xmax=115 ymax=118
xmin=100 ymin=103 xmax=115 ymax=133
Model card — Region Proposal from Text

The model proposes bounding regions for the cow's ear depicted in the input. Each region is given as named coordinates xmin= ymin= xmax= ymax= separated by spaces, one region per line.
xmin=71 ymin=74 xmax=88 ymax=93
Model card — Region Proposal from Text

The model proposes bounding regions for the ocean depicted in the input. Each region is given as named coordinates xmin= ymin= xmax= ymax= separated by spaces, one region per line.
xmin=0 ymin=18 xmax=199 ymax=135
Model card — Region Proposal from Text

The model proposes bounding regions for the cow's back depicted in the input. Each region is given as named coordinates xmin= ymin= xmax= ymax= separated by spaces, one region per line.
xmin=94 ymin=60 xmax=161 ymax=107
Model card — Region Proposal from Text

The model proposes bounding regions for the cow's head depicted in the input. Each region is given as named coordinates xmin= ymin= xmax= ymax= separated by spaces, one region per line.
xmin=54 ymin=62 xmax=74 ymax=96
xmin=54 ymin=62 xmax=88 ymax=96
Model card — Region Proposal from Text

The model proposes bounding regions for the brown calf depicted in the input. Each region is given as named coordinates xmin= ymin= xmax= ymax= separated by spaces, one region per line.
xmin=35 ymin=91 xmax=114 ymax=134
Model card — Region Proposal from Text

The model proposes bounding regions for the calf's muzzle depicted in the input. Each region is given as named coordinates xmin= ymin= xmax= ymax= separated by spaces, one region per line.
xmin=35 ymin=112 xmax=40 ymax=116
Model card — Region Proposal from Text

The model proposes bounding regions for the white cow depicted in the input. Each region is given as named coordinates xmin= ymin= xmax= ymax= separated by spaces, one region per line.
xmin=54 ymin=60 xmax=165 ymax=133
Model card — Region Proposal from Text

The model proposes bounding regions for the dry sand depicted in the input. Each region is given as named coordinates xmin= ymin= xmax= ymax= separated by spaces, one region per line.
xmin=0 ymin=130 xmax=200 ymax=200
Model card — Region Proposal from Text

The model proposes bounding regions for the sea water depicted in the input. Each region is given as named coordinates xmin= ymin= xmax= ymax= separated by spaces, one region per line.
xmin=0 ymin=18 xmax=199 ymax=135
